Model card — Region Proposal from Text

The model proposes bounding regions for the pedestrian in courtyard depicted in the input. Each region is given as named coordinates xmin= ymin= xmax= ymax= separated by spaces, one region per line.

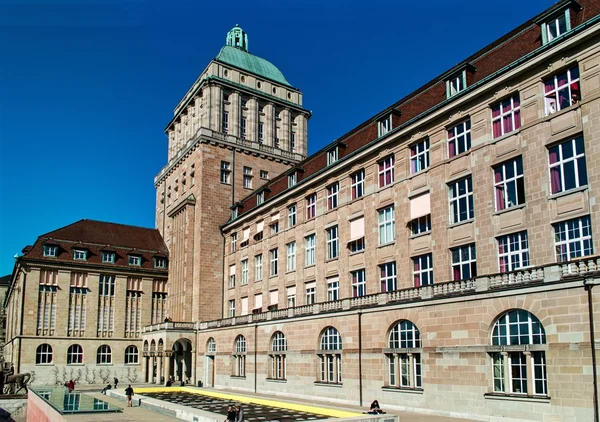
xmin=368 ymin=400 xmax=384 ymax=414
xmin=114 ymin=377 xmax=119 ymax=389
xmin=226 ymin=405 xmax=237 ymax=422
xmin=125 ymin=384 xmax=134 ymax=407
xmin=235 ymin=404 xmax=244 ymax=422
xmin=101 ymin=384 xmax=112 ymax=394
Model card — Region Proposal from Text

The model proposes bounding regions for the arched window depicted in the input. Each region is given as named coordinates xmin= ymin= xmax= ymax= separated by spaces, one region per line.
xmin=386 ymin=321 xmax=422 ymax=389
xmin=318 ymin=327 xmax=342 ymax=384
xmin=233 ymin=335 xmax=246 ymax=377
xmin=67 ymin=344 xmax=83 ymax=365
xmin=490 ymin=309 xmax=547 ymax=396
xmin=143 ymin=341 xmax=149 ymax=353
xmin=207 ymin=338 xmax=216 ymax=354
xmin=124 ymin=345 xmax=138 ymax=364
xmin=270 ymin=332 xmax=287 ymax=380
xmin=97 ymin=345 xmax=112 ymax=365
xmin=36 ymin=344 xmax=53 ymax=364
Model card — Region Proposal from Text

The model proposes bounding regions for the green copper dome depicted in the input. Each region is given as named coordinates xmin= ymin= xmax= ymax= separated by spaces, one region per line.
xmin=216 ymin=25 xmax=292 ymax=87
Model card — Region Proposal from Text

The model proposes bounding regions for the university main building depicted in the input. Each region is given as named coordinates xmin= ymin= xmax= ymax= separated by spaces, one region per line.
xmin=5 ymin=1 xmax=600 ymax=420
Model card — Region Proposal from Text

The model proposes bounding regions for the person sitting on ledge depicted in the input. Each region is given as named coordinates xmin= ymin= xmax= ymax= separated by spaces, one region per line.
xmin=368 ymin=400 xmax=384 ymax=414
xmin=101 ymin=384 xmax=112 ymax=395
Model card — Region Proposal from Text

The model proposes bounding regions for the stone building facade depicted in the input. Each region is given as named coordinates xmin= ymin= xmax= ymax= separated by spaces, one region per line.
xmin=144 ymin=2 xmax=600 ymax=421
xmin=3 ymin=220 xmax=168 ymax=385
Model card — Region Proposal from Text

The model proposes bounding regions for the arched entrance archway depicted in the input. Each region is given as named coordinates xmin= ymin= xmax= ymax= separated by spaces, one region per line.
xmin=171 ymin=338 xmax=193 ymax=383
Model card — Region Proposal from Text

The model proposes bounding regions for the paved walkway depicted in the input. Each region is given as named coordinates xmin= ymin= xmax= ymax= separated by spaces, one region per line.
xmin=73 ymin=392 xmax=180 ymax=421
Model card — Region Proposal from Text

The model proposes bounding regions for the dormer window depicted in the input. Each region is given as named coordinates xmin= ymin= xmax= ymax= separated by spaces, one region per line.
xmin=102 ymin=252 xmax=116 ymax=263
xmin=327 ymin=147 xmax=339 ymax=166
xmin=541 ymin=9 xmax=571 ymax=45
xmin=447 ymin=70 xmax=466 ymax=98
xmin=288 ymin=172 xmax=297 ymax=188
xmin=73 ymin=249 xmax=87 ymax=261
xmin=378 ymin=114 xmax=392 ymax=137
xmin=43 ymin=245 xmax=58 ymax=258
xmin=154 ymin=257 xmax=168 ymax=269
xmin=128 ymin=255 xmax=141 ymax=266
xmin=232 ymin=207 xmax=238 ymax=219
xmin=257 ymin=191 xmax=265 ymax=205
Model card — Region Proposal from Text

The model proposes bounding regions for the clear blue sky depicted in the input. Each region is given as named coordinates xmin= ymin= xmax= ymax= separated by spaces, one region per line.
xmin=0 ymin=0 xmax=552 ymax=276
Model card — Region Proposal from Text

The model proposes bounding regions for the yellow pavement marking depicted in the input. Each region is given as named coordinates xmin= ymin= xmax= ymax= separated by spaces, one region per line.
xmin=134 ymin=387 xmax=361 ymax=418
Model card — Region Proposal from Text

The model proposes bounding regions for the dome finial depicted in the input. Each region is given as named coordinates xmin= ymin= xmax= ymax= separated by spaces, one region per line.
xmin=226 ymin=25 xmax=248 ymax=52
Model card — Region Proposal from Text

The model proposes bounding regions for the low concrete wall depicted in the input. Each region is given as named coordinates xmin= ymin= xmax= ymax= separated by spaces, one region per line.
xmin=26 ymin=391 xmax=64 ymax=422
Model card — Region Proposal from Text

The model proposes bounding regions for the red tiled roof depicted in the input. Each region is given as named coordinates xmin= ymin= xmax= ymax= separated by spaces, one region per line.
xmin=233 ymin=0 xmax=600 ymax=220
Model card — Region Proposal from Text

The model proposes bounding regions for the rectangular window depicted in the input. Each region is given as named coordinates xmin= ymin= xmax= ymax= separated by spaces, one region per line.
xmin=410 ymin=139 xmax=430 ymax=174
xmin=378 ymin=155 xmax=395 ymax=188
xmin=270 ymin=221 xmax=279 ymax=235
xmin=327 ymin=183 xmax=339 ymax=210
xmin=231 ymin=233 xmax=237 ymax=252
xmin=379 ymin=262 xmax=397 ymax=292
xmin=306 ymin=194 xmax=317 ymax=219
xmin=288 ymin=172 xmax=297 ymax=188
xmin=128 ymin=255 xmax=141 ymax=266
xmin=305 ymin=234 xmax=316 ymax=266
xmin=125 ymin=278 xmax=142 ymax=338
xmin=43 ymin=245 xmax=57 ymax=257
xmin=241 ymin=116 xmax=247 ymax=139
xmin=288 ymin=204 xmax=297 ymax=227
xmin=241 ymin=259 xmax=249 ymax=285
xmin=349 ymin=237 xmax=365 ymax=253
xmin=154 ymin=257 xmax=167 ymax=269
xmin=290 ymin=131 xmax=296 ymax=152
xmin=447 ymin=71 xmax=466 ymax=98
xmin=151 ymin=280 xmax=167 ymax=325
xmin=351 ymin=269 xmax=366 ymax=297
xmin=270 ymin=248 xmax=278 ymax=276
xmin=494 ymin=157 xmax=525 ymax=211
xmin=542 ymin=10 xmax=570 ymax=44
xmin=378 ymin=206 xmax=395 ymax=245
xmin=378 ymin=114 xmax=392 ymax=137
xmin=260 ymin=170 xmax=269 ymax=179
xmin=73 ymin=249 xmax=87 ymax=261
xmin=351 ymin=170 xmax=365 ymax=199
xmin=447 ymin=120 xmax=471 ymax=158
xmin=257 ymin=191 xmax=265 ymax=205
xmin=498 ymin=231 xmax=530 ymax=273
xmin=549 ymin=137 xmax=587 ymax=194
xmin=326 ymin=225 xmax=339 ymax=260
xmin=68 ymin=272 xmax=87 ymax=335
xmin=222 ymin=110 xmax=229 ymax=134
xmin=327 ymin=147 xmax=338 ymax=165
xmin=554 ymin=216 xmax=593 ymax=262
xmin=220 ymin=161 xmax=231 ymax=184
xmin=229 ymin=265 xmax=236 ymax=288
xmin=255 ymin=254 xmax=263 ymax=281
xmin=492 ymin=95 xmax=521 ymax=138
xmin=258 ymin=122 xmax=264 ymax=143
xmin=305 ymin=282 xmax=316 ymax=305
xmin=232 ymin=207 xmax=238 ymax=220
xmin=449 ymin=176 xmax=474 ymax=223
xmin=411 ymin=215 xmax=431 ymax=235
xmin=327 ymin=277 xmax=339 ymax=301
xmin=287 ymin=242 xmax=296 ymax=272
xmin=243 ymin=166 xmax=253 ymax=189
xmin=229 ymin=299 xmax=235 ymax=317
xmin=545 ymin=66 xmax=580 ymax=114
xmin=287 ymin=286 xmax=296 ymax=308
xmin=451 ymin=244 xmax=477 ymax=280
xmin=413 ymin=254 xmax=433 ymax=287
xmin=102 ymin=251 xmax=115 ymax=263
xmin=97 ymin=274 xmax=115 ymax=335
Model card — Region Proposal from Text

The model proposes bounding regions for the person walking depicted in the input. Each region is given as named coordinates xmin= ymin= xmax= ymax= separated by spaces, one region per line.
xmin=113 ymin=377 xmax=119 ymax=390
xmin=226 ymin=405 xmax=237 ymax=422
xmin=235 ymin=404 xmax=244 ymax=422
xmin=125 ymin=384 xmax=134 ymax=407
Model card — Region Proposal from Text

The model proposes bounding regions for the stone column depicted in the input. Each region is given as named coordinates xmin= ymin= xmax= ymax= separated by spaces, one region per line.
xmin=156 ymin=353 xmax=163 ymax=384
xmin=149 ymin=355 xmax=155 ymax=383
xmin=297 ymin=114 xmax=308 ymax=157
xmin=248 ymin=97 xmax=258 ymax=143
xmin=142 ymin=354 xmax=148 ymax=383
xmin=164 ymin=352 xmax=172 ymax=382
xmin=208 ymin=84 xmax=222 ymax=132
xmin=191 ymin=349 xmax=197 ymax=385
xmin=264 ymin=103 xmax=275 ymax=147
xmin=182 ymin=355 xmax=188 ymax=382
xmin=230 ymin=91 xmax=241 ymax=138
xmin=174 ymin=355 xmax=180 ymax=381
xmin=281 ymin=108 xmax=291 ymax=152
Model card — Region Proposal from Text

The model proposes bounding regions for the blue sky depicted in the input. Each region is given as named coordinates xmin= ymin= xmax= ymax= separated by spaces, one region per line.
xmin=0 ymin=0 xmax=553 ymax=276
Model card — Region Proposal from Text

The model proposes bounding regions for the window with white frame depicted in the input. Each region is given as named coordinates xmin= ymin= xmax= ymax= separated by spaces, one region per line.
xmin=207 ymin=338 xmax=217 ymax=353
xmin=37 ymin=271 xmax=57 ymax=335
xmin=43 ymin=245 xmax=58 ymax=257
xmin=447 ymin=70 xmax=466 ymax=98
xmin=327 ymin=183 xmax=339 ymax=210
xmin=378 ymin=114 xmax=392 ymax=137
xmin=286 ymin=287 xmax=296 ymax=308
xmin=125 ymin=345 xmax=139 ymax=364
xmin=410 ymin=139 xmax=430 ymax=174
xmin=305 ymin=282 xmax=316 ymax=305
xmin=379 ymin=262 xmax=397 ymax=292
xmin=542 ymin=10 xmax=571 ymax=44
xmin=288 ymin=204 xmax=296 ymax=227
xmin=270 ymin=331 xmax=287 ymax=380
xmin=411 ymin=215 xmax=431 ymax=235
xmin=255 ymin=254 xmax=263 ymax=281
xmin=498 ymin=231 xmax=530 ymax=273
xmin=286 ymin=242 xmax=296 ymax=272
xmin=451 ymin=244 xmax=477 ymax=280
xmin=257 ymin=191 xmax=265 ymax=205
xmin=241 ymin=116 xmax=247 ymax=139
xmin=548 ymin=136 xmax=587 ymax=194
xmin=554 ymin=216 xmax=593 ymax=263
xmin=386 ymin=320 xmax=422 ymax=389
xmin=318 ymin=327 xmax=342 ymax=384
xmin=270 ymin=248 xmax=278 ymax=276
xmin=326 ymin=225 xmax=339 ymax=260
xmin=306 ymin=194 xmax=317 ymax=219
xmin=544 ymin=66 xmax=580 ymax=114
xmin=97 ymin=275 xmax=115 ymax=335
xmin=154 ymin=257 xmax=167 ymax=269
xmin=258 ymin=122 xmax=264 ymax=143
xmin=96 ymin=345 xmax=112 ymax=364
xmin=490 ymin=310 xmax=547 ymax=396
xmin=494 ymin=157 xmax=525 ymax=211
xmin=231 ymin=233 xmax=237 ymax=252
xmin=291 ymin=132 xmax=296 ymax=152
xmin=447 ymin=119 xmax=471 ymax=158
xmin=241 ymin=259 xmax=248 ymax=285
xmin=305 ymin=234 xmax=316 ymax=266
xmin=233 ymin=335 xmax=247 ymax=377
xmin=229 ymin=265 xmax=236 ymax=288
xmin=351 ymin=269 xmax=366 ymax=297
xmin=351 ymin=170 xmax=365 ymax=199
xmin=220 ymin=161 xmax=231 ymax=184
xmin=449 ymin=176 xmax=474 ymax=223
xmin=243 ymin=166 xmax=253 ymax=189
xmin=378 ymin=155 xmax=394 ymax=188
xmin=128 ymin=255 xmax=141 ymax=266
xmin=288 ymin=172 xmax=297 ymax=188
xmin=349 ymin=216 xmax=365 ymax=254
xmin=231 ymin=207 xmax=238 ymax=220
xmin=68 ymin=272 xmax=87 ymax=335
xmin=36 ymin=344 xmax=53 ymax=364
xmin=378 ymin=206 xmax=395 ymax=245
xmin=270 ymin=221 xmax=279 ymax=235
xmin=327 ymin=277 xmax=339 ymax=301
xmin=413 ymin=253 xmax=433 ymax=287
xmin=73 ymin=249 xmax=87 ymax=260
xmin=492 ymin=95 xmax=521 ymax=138
xmin=260 ymin=170 xmax=269 ymax=179
xmin=67 ymin=344 xmax=83 ymax=365
xmin=228 ymin=299 xmax=235 ymax=317
xmin=327 ymin=147 xmax=339 ymax=165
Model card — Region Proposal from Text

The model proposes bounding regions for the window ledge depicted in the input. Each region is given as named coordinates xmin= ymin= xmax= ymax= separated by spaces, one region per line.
xmin=349 ymin=250 xmax=365 ymax=256
xmin=325 ymin=257 xmax=339 ymax=263
xmin=491 ymin=129 xmax=521 ymax=144
xmin=493 ymin=203 xmax=526 ymax=216
xmin=35 ymin=363 xmax=55 ymax=366
xmin=484 ymin=393 xmax=550 ymax=403
xmin=285 ymin=270 xmax=296 ymax=275
xmin=548 ymin=185 xmax=588 ymax=200
xmin=377 ymin=242 xmax=396 ymax=249
xmin=542 ymin=102 xmax=580 ymax=123
xmin=266 ymin=378 xmax=287 ymax=383
xmin=448 ymin=218 xmax=474 ymax=229
xmin=230 ymin=375 xmax=247 ymax=380
xmin=381 ymin=386 xmax=424 ymax=394
xmin=314 ymin=382 xmax=343 ymax=388
xmin=305 ymin=264 xmax=316 ymax=269
xmin=409 ymin=231 xmax=431 ymax=240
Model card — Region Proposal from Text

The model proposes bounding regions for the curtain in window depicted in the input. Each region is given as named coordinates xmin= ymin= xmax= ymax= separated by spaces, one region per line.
xmin=549 ymin=149 xmax=561 ymax=193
